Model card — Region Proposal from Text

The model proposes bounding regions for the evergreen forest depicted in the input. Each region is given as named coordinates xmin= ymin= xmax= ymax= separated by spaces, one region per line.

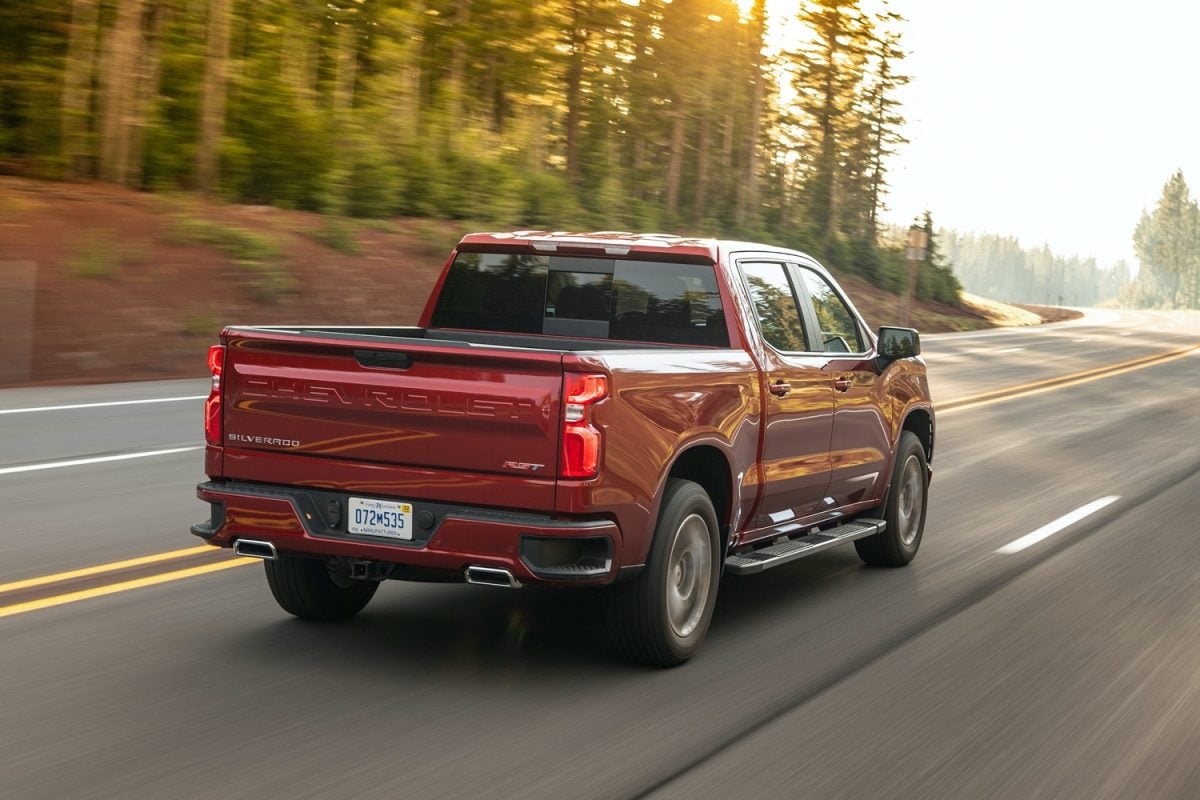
xmin=1 ymin=0 xmax=960 ymax=301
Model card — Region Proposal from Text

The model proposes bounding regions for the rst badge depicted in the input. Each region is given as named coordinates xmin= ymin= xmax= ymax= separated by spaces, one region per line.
xmin=502 ymin=461 xmax=544 ymax=472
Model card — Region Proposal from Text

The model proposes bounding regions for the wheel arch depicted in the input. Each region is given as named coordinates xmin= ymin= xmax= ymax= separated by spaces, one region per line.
xmin=664 ymin=443 xmax=735 ymax=556
xmin=900 ymin=406 xmax=934 ymax=464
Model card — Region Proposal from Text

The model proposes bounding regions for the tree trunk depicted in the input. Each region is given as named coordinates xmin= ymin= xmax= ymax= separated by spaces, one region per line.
xmin=721 ymin=111 xmax=734 ymax=175
xmin=817 ymin=30 xmax=839 ymax=249
xmin=736 ymin=0 xmax=766 ymax=229
xmin=664 ymin=99 xmax=686 ymax=217
xmin=99 ymin=0 xmax=145 ymax=184
xmin=196 ymin=0 xmax=231 ymax=193
xmin=565 ymin=0 xmax=587 ymax=184
xmin=281 ymin=13 xmax=316 ymax=104
xmin=404 ymin=1 xmax=425 ymax=141
xmin=692 ymin=111 xmax=710 ymax=223
xmin=526 ymin=105 xmax=546 ymax=171
xmin=331 ymin=16 xmax=358 ymax=122
xmin=126 ymin=2 xmax=169 ymax=187
xmin=327 ymin=12 xmax=360 ymax=213
xmin=62 ymin=0 xmax=100 ymax=179
xmin=444 ymin=0 xmax=471 ymax=147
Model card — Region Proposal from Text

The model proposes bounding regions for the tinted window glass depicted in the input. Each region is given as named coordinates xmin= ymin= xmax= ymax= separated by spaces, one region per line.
xmin=431 ymin=253 xmax=549 ymax=334
xmin=799 ymin=269 xmax=864 ymax=353
xmin=609 ymin=261 xmax=725 ymax=346
xmin=431 ymin=253 xmax=728 ymax=346
xmin=741 ymin=262 xmax=809 ymax=352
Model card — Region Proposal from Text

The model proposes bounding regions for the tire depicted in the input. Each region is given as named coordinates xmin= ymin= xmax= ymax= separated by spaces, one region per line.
xmin=605 ymin=479 xmax=721 ymax=667
xmin=264 ymin=555 xmax=378 ymax=622
xmin=855 ymin=430 xmax=928 ymax=567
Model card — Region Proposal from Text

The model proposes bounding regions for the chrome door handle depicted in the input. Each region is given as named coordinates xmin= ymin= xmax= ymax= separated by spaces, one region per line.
xmin=769 ymin=381 xmax=792 ymax=397
xmin=833 ymin=377 xmax=852 ymax=392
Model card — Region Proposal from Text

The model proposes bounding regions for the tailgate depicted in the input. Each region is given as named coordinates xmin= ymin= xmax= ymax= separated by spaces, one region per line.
xmin=221 ymin=329 xmax=563 ymax=501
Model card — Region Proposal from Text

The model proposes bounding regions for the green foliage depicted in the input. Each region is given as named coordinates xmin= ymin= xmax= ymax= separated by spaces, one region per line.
xmin=430 ymin=150 xmax=524 ymax=226
xmin=520 ymin=171 xmax=584 ymax=228
xmin=171 ymin=217 xmax=293 ymax=303
xmin=184 ymin=309 xmax=219 ymax=338
xmin=874 ymin=247 xmax=907 ymax=294
xmin=345 ymin=136 xmax=402 ymax=219
xmin=0 ymin=0 xmax=68 ymax=172
xmin=355 ymin=218 xmax=399 ymax=233
xmin=412 ymin=220 xmax=447 ymax=252
xmin=1 ymin=0 xmax=923 ymax=299
xmin=68 ymin=229 xmax=141 ymax=279
xmin=914 ymin=211 xmax=961 ymax=305
xmin=308 ymin=218 xmax=361 ymax=255
xmin=916 ymin=263 xmax=961 ymax=305
xmin=1130 ymin=170 xmax=1200 ymax=309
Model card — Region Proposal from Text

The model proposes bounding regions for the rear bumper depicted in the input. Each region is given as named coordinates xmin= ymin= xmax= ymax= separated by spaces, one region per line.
xmin=192 ymin=481 xmax=625 ymax=586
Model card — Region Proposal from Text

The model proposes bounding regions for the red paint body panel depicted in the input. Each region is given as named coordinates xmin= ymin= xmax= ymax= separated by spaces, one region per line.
xmin=555 ymin=349 xmax=761 ymax=565
xmin=221 ymin=328 xmax=563 ymax=510
xmin=194 ymin=232 xmax=934 ymax=585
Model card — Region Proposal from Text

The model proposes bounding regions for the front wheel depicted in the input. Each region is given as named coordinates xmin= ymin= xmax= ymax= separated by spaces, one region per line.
xmin=264 ymin=555 xmax=378 ymax=621
xmin=855 ymin=430 xmax=928 ymax=567
xmin=605 ymin=479 xmax=721 ymax=667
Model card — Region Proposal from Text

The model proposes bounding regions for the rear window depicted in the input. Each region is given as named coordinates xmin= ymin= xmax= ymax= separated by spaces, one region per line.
xmin=431 ymin=253 xmax=729 ymax=347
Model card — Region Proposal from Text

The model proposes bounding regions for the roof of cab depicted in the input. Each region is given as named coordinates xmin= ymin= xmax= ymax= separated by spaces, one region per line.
xmin=456 ymin=232 xmax=823 ymax=268
xmin=457 ymin=231 xmax=721 ymax=261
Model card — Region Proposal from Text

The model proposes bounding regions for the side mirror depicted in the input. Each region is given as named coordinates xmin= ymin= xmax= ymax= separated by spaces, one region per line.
xmin=876 ymin=326 xmax=920 ymax=361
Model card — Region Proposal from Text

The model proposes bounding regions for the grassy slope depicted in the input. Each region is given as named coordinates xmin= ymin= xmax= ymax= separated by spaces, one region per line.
xmin=0 ymin=177 xmax=1055 ymax=385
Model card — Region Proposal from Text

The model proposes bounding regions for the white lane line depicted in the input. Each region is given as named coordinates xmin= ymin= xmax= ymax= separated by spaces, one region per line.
xmin=0 ymin=395 xmax=206 ymax=415
xmin=0 ymin=446 xmax=204 ymax=476
xmin=996 ymin=496 xmax=1121 ymax=554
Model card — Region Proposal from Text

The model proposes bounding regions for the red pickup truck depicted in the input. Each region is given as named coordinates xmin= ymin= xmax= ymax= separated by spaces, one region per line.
xmin=192 ymin=232 xmax=933 ymax=666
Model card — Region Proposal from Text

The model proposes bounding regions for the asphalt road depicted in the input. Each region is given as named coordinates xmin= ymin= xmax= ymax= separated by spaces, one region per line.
xmin=1 ymin=308 xmax=1198 ymax=799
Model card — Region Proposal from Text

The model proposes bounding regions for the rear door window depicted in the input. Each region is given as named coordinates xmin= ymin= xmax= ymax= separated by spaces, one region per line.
xmin=432 ymin=252 xmax=728 ymax=346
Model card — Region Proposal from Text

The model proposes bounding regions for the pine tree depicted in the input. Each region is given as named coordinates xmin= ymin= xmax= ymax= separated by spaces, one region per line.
xmin=1132 ymin=170 xmax=1200 ymax=308
xmin=861 ymin=9 xmax=908 ymax=239
xmin=789 ymin=0 xmax=873 ymax=248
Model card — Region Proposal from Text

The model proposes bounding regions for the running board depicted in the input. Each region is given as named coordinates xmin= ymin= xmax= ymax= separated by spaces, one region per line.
xmin=725 ymin=518 xmax=886 ymax=576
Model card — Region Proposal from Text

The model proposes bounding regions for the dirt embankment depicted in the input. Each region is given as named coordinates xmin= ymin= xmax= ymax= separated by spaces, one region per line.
xmin=0 ymin=177 xmax=1072 ymax=386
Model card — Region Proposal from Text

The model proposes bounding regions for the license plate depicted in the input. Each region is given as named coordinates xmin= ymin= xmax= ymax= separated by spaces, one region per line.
xmin=348 ymin=497 xmax=413 ymax=540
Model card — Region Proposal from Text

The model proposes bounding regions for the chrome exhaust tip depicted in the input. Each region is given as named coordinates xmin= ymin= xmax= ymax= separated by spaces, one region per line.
xmin=233 ymin=539 xmax=277 ymax=561
xmin=464 ymin=565 xmax=521 ymax=588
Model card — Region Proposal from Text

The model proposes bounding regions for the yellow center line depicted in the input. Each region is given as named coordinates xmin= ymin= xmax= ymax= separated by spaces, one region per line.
xmin=0 ymin=558 xmax=256 ymax=619
xmin=0 ymin=545 xmax=215 ymax=595
xmin=939 ymin=344 xmax=1200 ymax=416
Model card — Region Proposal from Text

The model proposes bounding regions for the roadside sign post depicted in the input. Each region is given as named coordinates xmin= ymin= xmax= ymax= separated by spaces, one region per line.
xmin=904 ymin=226 xmax=928 ymax=326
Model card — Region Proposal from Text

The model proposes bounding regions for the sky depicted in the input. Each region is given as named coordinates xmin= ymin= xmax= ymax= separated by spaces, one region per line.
xmin=879 ymin=0 xmax=1200 ymax=270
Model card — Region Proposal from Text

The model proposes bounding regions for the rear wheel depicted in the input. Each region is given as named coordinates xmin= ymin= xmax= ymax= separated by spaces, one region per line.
xmin=605 ymin=479 xmax=721 ymax=667
xmin=264 ymin=555 xmax=378 ymax=621
xmin=855 ymin=430 xmax=927 ymax=567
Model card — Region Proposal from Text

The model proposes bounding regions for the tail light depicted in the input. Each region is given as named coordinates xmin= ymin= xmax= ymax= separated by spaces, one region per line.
xmin=561 ymin=373 xmax=607 ymax=479
xmin=205 ymin=344 xmax=225 ymax=445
